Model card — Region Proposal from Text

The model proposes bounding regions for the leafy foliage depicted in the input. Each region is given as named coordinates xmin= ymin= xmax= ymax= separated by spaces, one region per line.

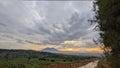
xmin=93 ymin=0 xmax=120 ymax=68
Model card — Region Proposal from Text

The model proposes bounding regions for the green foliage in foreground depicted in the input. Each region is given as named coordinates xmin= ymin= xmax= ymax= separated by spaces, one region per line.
xmin=93 ymin=0 xmax=120 ymax=67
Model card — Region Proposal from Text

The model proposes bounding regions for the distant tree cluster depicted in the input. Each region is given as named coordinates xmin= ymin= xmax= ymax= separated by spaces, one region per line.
xmin=93 ymin=0 xmax=120 ymax=68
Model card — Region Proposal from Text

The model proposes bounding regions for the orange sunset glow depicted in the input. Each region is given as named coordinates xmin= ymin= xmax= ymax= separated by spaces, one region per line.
xmin=21 ymin=44 xmax=103 ymax=52
xmin=86 ymin=47 xmax=103 ymax=53
xmin=29 ymin=44 xmax=103 ymax=53
xmin=59 ymin=47 xmax=103 ymax=53
xmin=59 ymin=48 xmax=81 ymax=52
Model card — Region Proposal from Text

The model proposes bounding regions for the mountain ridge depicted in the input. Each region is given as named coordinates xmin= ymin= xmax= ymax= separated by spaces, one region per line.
xmin=40 ymin=48 xmax=59 ymax=53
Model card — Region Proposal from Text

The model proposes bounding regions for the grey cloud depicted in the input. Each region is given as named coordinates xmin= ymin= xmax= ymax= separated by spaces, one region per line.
xmin=0 ymin=0 xmax=97 ymax=49
xmin=25 ymin=40 xmax=42 ymax=45
xmin=43 ymin=12 xmax=94 ymax=45
xmin=1 ymin=34 xmax=14 ymax=39
xmin=15 ymin=39 xmax=25 ymax=44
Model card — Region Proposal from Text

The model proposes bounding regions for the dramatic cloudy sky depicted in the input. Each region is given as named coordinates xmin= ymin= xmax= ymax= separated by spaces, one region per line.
xmin=0 ymin=0 xmax=101 ymax=52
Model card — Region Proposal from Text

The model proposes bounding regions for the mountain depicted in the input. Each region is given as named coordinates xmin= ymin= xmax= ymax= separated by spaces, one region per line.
xmin=62 ymin=52 xmax=103 ymax=57
xmin=40 ymin=48 xmax=103 ymax=57
xmin=41 ymin=48 xmax=59 ymax=53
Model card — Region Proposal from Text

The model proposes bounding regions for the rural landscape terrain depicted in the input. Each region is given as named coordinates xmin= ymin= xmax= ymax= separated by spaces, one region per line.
xmin=0 ymin=49 xmax=99 ymax=68
xmin=0 ymin=0 xmax=120 ymax=68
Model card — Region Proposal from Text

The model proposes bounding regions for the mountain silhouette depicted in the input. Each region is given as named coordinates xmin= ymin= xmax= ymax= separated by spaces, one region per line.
xmin=41 ymin=48 xmax=59 ymax=53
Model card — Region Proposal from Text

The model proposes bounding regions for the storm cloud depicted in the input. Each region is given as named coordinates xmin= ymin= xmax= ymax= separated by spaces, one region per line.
xmin=0 ymin=0 xmax=99 ymax=49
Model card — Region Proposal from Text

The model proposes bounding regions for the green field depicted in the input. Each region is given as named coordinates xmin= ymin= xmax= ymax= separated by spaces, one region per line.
xmin=0 ymin=49 xmax=98 ymax=68
xmin=0 ymin=57 xmax=80 ymax=68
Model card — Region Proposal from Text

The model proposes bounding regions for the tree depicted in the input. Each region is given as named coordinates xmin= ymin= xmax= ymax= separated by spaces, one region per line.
xmin=93 ymin=0 xmax=120 ymax=68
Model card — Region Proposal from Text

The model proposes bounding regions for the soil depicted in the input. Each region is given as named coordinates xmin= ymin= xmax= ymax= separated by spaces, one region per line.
xmin=44 ymin=59 xmax=96 ymax=68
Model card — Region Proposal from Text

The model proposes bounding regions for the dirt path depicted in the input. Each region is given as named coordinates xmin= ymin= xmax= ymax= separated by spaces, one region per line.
xmin=44 ymin=60 xmax=96 ymax=68
xmin=78 ymin=60 xmax=99 ymax=68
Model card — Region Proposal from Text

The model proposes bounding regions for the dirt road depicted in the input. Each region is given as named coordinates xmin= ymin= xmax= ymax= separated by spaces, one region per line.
xmin=78 ymin=60 xmax=99 ymax=68
xmin=44 ymin=60 xmax=97 ymax=68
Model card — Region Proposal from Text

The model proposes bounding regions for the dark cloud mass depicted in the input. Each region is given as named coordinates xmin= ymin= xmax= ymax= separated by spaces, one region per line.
xmin=0 ymin=0 xmax=99 ymax=49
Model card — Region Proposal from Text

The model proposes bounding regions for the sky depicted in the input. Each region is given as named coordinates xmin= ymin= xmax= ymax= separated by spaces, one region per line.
xmin=0 ymin=0 xmax=102 ymax=53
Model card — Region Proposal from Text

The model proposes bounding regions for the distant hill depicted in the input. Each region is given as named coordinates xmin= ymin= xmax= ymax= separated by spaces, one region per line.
xmin=41 ymin=48 xmax=59 ymax=53
xmin=61 ymin=52 xmax=103 ymax=57
xmin=0 ymin=49 xmax=102 ymax=58
xmin=0 ymin=49 xmax=99 ymax=61
xmin=40 ymin=48 xmax=103 ymax=57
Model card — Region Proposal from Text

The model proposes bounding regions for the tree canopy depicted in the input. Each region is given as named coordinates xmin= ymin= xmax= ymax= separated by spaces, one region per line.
xmin=94 ymin=0 xmax=120 ymax=68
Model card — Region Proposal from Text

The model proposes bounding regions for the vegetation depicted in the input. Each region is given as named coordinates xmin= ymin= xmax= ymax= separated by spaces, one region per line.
xmin=93 ymin=0 xmax=120 ymax=68
xmin=0 ymin=49 xmax=97 ymax=68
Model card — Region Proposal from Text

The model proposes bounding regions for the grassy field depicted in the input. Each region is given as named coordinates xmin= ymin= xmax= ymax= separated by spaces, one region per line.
xmin=0 ymin=49 xmax=99 ymax=68
xmin=0 ymin=57 xmax=78 ymax=68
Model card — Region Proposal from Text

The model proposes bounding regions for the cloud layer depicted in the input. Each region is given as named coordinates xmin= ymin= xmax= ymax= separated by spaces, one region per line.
xmin=0 ymin=0 xmax=99 ymax=50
